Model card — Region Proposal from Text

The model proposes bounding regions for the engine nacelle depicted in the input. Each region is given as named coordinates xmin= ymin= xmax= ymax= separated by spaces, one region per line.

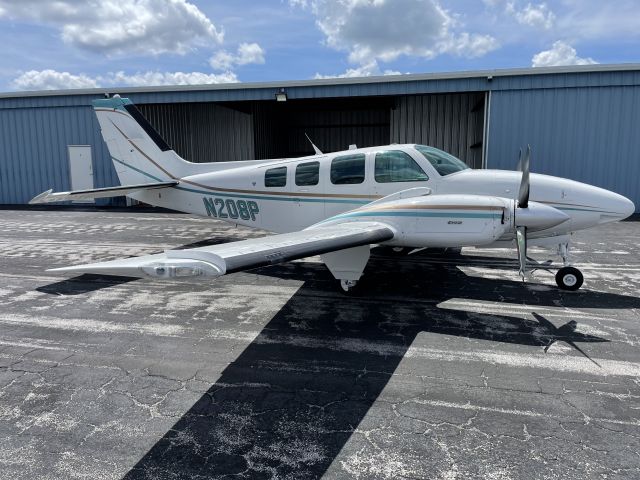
xmin=342 ymin=194 xmax=513 ymax=248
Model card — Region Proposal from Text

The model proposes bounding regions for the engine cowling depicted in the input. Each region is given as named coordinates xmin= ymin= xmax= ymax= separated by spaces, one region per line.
xmin=341 ymin=194 xmax=513 ymax=248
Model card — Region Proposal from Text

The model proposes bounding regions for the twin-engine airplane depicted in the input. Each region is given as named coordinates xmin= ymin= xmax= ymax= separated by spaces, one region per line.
xmin=31 ymin=95 xmax=635 ymax=293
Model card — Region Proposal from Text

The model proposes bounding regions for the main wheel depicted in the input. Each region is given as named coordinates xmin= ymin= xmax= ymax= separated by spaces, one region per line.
xmin=339 ymin=279 xmax=359 ymax=295
xmin=555 ymin=266 xmax=583 ymax=291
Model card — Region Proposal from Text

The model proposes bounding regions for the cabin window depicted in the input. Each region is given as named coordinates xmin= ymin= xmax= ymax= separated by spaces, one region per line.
xmin=264 ymin=166 xmax=287 ymax=187
xmin=375 ymin=150 xmax=429 ymax=183
xmin=295 ymin=161 xmax=320 ymax=186
xmin=330 ymin=154 xmax=365 ymax=185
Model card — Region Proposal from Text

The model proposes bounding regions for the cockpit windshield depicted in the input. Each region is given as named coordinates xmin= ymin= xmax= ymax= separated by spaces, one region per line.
xmin=414 ymin=145 xmax=470 ymax=176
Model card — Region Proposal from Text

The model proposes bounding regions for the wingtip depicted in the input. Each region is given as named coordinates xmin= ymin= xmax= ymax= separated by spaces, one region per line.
xmin=46 ymin=266 xmax=78 ymax=273
xmin=29 ymin=189 xmax=53 ymax=205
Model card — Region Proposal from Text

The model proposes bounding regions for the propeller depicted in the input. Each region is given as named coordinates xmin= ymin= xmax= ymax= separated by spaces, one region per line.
xmin=512 ymin=145 xmax=569 ymax=281
xmin=516 ymin=225 xmax=527 ymax=279
xmin=517 ymin=146 xmax=530 ymax=208
xmin=515 ymin=146 xmax=531 ymax=280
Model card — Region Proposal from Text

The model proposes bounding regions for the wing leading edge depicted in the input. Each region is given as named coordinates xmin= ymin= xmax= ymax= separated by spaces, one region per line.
xmin=48 ymin=222 xmax=395 ymax=280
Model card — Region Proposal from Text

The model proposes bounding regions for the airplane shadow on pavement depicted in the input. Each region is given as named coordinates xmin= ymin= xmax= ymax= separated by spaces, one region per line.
xmin=120 ymin=249 xmax=627 ymax=479
xmin=36 ymin=274 xmax=138 ymax=295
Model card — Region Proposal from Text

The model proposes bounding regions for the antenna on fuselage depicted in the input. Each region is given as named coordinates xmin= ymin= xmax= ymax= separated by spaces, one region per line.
xmin=304 ymin=133 xmax=323 ymax=155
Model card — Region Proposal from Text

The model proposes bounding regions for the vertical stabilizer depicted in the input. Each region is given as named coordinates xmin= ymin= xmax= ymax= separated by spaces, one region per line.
xmin=92 ymin=96 xmax=190 ymax=185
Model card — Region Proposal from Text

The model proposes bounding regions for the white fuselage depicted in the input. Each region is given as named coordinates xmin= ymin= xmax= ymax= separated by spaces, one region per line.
xmin=128 ymin=144 xmax=634 ymax=249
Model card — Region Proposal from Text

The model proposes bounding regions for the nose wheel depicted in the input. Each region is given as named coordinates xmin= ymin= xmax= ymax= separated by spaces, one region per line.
xmin=555 ymin=266 xmax=583 ymax=291
xmin=520 ymin=241 xmax=585 ymax=291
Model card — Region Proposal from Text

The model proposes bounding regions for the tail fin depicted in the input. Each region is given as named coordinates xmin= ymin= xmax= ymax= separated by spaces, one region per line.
xmin=93 ymin=95 xmax=190 ymax=185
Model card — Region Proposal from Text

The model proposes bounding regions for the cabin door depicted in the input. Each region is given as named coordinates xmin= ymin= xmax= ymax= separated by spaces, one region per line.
xmin=289 ymin=159 xmax=326 ymax=230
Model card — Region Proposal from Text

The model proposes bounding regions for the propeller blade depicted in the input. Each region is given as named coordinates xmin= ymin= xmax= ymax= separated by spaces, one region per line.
xmin=517 ymin=145 xmax=530 ymax=208
xmin=516 ymin=148 xmax=523 ymax=172
xmin=516 ymin=226 xmax=527 ymax=280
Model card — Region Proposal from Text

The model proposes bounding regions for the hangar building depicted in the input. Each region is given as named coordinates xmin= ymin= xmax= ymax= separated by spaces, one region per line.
xmin=0 ymin=64 xmax=639 ymax=210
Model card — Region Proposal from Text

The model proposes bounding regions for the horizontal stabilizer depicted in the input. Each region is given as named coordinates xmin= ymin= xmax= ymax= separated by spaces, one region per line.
xmin=29 ymin=181 xmax=178 ymax=204
xmin=48 ymin=222 xmax=395 ymax=280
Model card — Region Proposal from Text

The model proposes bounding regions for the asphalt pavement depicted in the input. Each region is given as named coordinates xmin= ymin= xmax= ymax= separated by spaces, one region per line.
xmin=0 ymin=208 xmax=638 ymax=479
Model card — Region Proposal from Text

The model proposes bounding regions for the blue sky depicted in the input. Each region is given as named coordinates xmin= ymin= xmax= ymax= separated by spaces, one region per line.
xmin=0 ymin=0 xmax=638 ymax=91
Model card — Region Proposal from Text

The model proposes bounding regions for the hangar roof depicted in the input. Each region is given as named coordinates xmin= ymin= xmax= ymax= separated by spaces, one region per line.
xmin=1 ymin=63 xmax=640 ymax=107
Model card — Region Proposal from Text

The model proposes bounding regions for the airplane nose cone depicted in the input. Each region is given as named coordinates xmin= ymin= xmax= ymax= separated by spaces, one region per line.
xmin=604 ymin=191 xmax=635 ymax=220
xmin=618 ymin=195 xmax=635 ymax=220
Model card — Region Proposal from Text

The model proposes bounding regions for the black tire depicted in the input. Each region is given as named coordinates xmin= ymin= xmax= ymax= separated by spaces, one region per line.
xmin=555 ymin=266 xmax=584 ymax=291
xmin=338 ymin=279 xmax=361 ymax=296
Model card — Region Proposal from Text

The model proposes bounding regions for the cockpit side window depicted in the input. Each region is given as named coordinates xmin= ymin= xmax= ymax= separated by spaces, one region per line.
xmin=414 ymin=145 xmax=470 ymax=176
xmin=331 ymin=154 xmax=365 ymax=185
xmin=375 ymin=150 xmax=429 ymax=183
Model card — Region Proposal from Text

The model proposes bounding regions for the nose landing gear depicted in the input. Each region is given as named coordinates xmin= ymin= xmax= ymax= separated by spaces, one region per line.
xmin=554 ymin=242 xmax=584 ymax=290
xmin=520 ymin=241 xmax=584 ymax=290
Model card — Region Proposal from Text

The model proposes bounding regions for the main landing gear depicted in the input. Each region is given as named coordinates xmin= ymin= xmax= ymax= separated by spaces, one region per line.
xmin=339 ymin=279 xmax=359 ymax=294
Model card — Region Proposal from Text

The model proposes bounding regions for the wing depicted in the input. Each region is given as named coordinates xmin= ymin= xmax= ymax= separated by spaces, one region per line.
xmin=48 ymin=222 xmax=395 ymax=279
xmin=29 ymin=181 xmax=178 ymax=204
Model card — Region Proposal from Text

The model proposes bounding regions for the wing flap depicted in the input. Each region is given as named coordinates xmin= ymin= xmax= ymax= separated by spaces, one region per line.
xmin=48 ymin=222 xmax=395 ymax=280
xmin=29 ymin=181 xmax=178 ymax=204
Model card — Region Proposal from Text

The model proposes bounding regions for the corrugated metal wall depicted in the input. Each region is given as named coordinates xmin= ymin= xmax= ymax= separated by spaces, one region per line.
xmin=487 ymin=86 xmax=640 ymax=208
xmin=137 ymin=102 xmax=254 ymax=163
xmin=1 ymin=67 xmax=639 ymax=209
xmin=0 ymin=105 xmax=116 ymax=204
xmin=252 ymin=99 xmax=391 ymax=159
xmin=390 ymin=92 xmax=485 ymax=168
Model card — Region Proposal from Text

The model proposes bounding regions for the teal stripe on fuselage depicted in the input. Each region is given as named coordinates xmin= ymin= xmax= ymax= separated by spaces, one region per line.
xmin=551 ymin=206 xmax=618 ymax=214
xmin=317 ymin=210 xmax=502 ymax=226
xmin=111 ymin=156 xmax=368 ymax=205
xmin=113 ymin=157 xmax=165 ymax=182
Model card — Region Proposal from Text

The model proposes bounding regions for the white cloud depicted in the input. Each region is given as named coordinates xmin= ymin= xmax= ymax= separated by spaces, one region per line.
xmin=486 ymin=1 xmax=640 ymax=40
xmin=11 ymin=70 xmax=99 ymax=90
xmin=0 ymin=0 xmax=223 ymax=55
xmin=313 ymin=60 xmax=402 ymax=79
xmin=512 ymin=3 xmax=555 ymax=29
xmin=10 ymin=69 xmax=238 ymax=90
xmin=210 ymin=43 xmax=265 ymax=71
xmin=108 ymin=70 xmax=238 ymax=86
xmin=438 ymin=32 xmax=499 ymax=58
xmin=531 ymin=41 xmax=597 ymax=67
xmin=556 ymin=1 xmax=640 ymax=40
xmin=292 ymin=0 xmax=499 ymax=67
